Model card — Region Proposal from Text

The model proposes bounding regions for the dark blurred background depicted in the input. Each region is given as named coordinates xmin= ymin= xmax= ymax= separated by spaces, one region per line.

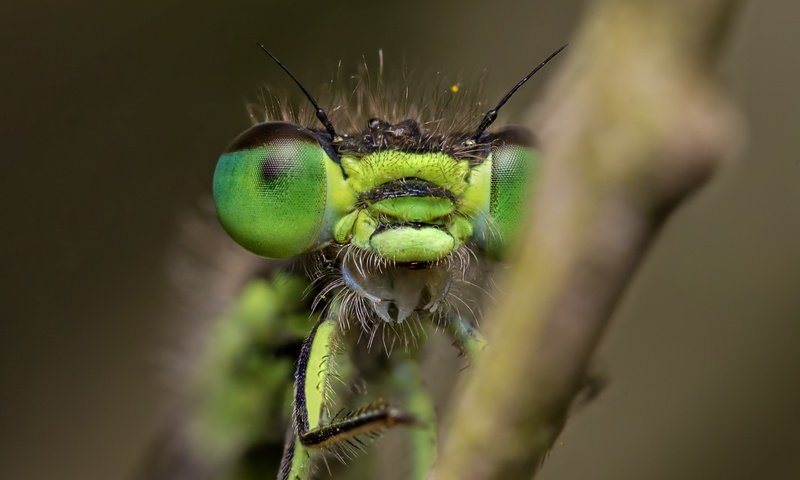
xmin=1 ymin=1 xmax=798 ymax=479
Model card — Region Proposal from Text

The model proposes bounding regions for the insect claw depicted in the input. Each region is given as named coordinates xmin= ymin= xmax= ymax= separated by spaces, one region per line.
xmin=387 ymin=407 xmax=420 ymax=427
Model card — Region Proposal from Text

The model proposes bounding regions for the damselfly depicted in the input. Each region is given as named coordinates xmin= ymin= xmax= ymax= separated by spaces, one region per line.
xmin=144 ymin=44 xmax=564 ymax=480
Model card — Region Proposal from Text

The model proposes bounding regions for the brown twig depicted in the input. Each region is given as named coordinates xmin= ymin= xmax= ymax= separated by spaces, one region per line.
xmin=432 ymin=1 xmax=745 ymax=479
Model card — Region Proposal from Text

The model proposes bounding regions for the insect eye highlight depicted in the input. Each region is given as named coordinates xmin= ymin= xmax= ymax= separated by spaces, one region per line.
xmin=213 ymin=122 xmax=332 ymax=258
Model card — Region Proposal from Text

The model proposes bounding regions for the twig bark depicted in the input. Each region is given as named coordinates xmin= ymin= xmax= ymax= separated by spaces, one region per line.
xmin=432 ymin=1 xmax=745 ymax=479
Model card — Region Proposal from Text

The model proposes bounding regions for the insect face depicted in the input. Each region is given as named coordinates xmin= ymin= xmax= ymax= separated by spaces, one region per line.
xmin=213 ymin=118 xmax=538 ymax=324
xmin=213 ymin=120 xmax=537 ymax=263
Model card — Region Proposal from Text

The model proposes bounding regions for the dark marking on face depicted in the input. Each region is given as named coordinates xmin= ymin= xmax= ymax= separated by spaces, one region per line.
xmin=362 ymin=177 xmax=456 ymax=203
xmin=386 ymin=119 xmax=421 ymax=138
xmin=336 ymin=118 xmax=494 ymax=162
xmin=371 ymin=222 xmax=448 ymax=236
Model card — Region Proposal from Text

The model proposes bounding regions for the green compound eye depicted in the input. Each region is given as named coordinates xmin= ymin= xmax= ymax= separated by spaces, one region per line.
xmin=213 ymin=122 xmax=336 ymax=258
xmin=486 ymin=127 xmax=539 ymax=259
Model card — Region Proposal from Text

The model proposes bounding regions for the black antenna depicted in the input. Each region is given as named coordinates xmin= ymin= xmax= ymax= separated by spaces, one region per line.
xmin=256 ymin=42 xmax=339 ymax=139
xmin=472 ymin=44 xmax=567 ymax=141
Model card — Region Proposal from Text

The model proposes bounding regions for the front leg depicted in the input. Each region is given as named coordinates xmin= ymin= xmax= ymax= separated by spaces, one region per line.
xmin=390 ymin=357 xmax=437 ymax=480
xmin=445 ymin=313 xmax=487 ymax=364
xmin=279 ymin=315 xmax=416 ymax=479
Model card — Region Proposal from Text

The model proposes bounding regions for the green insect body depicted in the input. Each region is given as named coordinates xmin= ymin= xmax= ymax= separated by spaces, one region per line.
xmin=152 ymin=47 xmax=564 ymax=480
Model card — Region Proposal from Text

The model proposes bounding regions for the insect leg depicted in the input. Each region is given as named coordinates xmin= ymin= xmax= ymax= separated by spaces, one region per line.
xmin=278 ymin=430 xmax=310 ymax=480
xmin=279 ymin=315 xmax=339 ymax=480
xmin=279 ymin=314 xmax=416 ymax=479
xmin=445 ymin=313 xmax=487 ymax=364
xmin=296 ymin=316 xmax=417 ymax=447
xmin=390 ymin=358 xmax=437 ymax=480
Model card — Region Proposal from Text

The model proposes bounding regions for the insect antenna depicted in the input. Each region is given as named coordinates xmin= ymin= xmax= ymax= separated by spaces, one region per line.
xmin=256 ymin=42 xmax=340 ymax=139
xmin=471 ymin=44 xmax=567 ymax=141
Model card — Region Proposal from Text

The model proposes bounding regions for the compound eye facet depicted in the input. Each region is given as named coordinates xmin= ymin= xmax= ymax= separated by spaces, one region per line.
xmin=487 ymin=126 xmax=539 ymax=258
xmin=213 ymin=121 xmax=330 ymax=258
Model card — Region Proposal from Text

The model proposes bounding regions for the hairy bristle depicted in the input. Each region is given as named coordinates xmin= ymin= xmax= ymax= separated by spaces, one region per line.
xmin=304 ymin=242 xmax=489 ymax=355
xmin=246 ymin=56 xmax=502 ymax=158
